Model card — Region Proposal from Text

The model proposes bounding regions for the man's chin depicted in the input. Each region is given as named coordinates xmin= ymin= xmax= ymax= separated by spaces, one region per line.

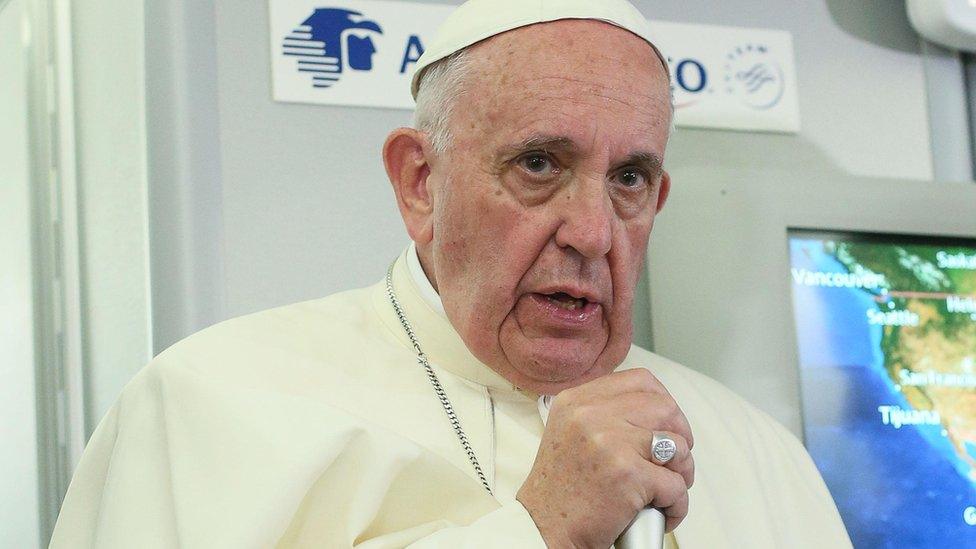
xmin=501 ymin=338 xmax=615 ymax=393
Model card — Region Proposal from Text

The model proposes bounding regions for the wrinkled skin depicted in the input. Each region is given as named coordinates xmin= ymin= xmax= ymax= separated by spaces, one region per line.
xmin=387 ymin=20 xmax=672 ymax=395
xmin=383 ymin=20 xmax=691 ymax=546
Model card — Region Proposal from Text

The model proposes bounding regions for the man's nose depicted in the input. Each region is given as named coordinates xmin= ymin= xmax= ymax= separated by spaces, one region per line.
xmin=553 ymin=177 xmax=613 ymax=259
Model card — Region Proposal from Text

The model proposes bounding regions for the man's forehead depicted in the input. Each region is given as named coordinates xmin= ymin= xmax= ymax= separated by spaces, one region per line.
xmin=464 ymin=31 xmax=671 ymax=142
xmin=466 ymin=20 xmax=668 ymax=103
xmin=454 ymin=48 xmax=671 ymax=159
xmin=439 ymin=20 xmax=673 ymax=139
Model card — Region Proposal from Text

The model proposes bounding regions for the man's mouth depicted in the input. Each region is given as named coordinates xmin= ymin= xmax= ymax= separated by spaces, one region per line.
xmin=521 ymin=290 xmax=603 ymax=328
xmin=543 ymin=292 xmax=589 ymax=311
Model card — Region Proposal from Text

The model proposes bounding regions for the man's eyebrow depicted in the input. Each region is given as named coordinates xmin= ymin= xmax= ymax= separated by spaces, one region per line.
xmin=621 ymin=152 xmax=664 ymax=177
xmin=499 ymin=135 xmax=663 ymax=175
xmin=502 ymin=135 xmax=580 ymax=155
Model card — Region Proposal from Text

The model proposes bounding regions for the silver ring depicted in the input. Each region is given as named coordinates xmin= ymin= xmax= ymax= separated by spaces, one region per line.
xmin=651 ymin=433 xmax=677 ymax=465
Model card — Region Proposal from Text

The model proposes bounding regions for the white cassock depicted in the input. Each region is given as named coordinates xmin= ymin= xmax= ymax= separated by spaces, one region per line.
xmin=50 ymin=247 xmax=852 ymax=548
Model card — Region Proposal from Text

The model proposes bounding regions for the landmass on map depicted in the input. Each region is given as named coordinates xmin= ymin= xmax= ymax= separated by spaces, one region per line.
xmin=829 ymin=240 xmax=976 ymax=481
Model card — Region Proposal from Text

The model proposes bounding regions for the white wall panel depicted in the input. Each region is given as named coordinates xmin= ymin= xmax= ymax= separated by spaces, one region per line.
xmin=0 ymin=1 xmax=41 ymax=545
xmin=72 ymin=0 xmax=152 ymax=430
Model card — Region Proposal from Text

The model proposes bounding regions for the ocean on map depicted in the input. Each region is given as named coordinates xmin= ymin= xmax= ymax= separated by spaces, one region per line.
xmin=789 ymin=238 xmax=976 ymax=548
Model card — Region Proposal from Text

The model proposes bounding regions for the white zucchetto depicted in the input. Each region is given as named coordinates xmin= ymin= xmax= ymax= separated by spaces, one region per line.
xmin=410 ymin=0 xmax=669 ymax=98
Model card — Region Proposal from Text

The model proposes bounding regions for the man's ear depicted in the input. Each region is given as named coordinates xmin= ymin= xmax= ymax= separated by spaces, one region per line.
xmin=655 ymin=170 xmax=671 ymax=214
xmin=383 ymin=128 xmax=436 ymax=244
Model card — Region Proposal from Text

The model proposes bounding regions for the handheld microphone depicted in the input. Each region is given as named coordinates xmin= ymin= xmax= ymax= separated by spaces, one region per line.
xmin=537 ymin=396 xmax=665 ymax=549
xmin=615 ymin=508 xmax=665 ymax=549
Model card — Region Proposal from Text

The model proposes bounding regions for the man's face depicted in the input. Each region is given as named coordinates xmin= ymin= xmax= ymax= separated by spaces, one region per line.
xmin=420 ymin=20 xmax=672 ymax=394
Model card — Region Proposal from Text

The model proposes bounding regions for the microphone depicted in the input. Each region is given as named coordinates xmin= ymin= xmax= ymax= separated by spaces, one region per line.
xmin=538 ymin=396 xmax=666 ymax=549
xmin=615 ymin=508 xmax=665 ymax=549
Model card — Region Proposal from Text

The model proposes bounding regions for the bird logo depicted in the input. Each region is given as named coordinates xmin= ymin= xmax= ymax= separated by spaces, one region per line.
xmin=723 ymin=44 xmax=784 ymax=110
xmin=282 ymin=8 xmax=383 ymax=89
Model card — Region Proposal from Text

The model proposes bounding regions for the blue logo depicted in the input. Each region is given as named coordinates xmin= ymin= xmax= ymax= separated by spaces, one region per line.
xmin=724 ymin=44 xmax=784 ymax=110
xmin=282 ymin=8 xmax=383 ymax=89
xmin=667 ymin=44 xmax=786 ymax=112
xmin=667 ymin=56 xmax=709 ymax=108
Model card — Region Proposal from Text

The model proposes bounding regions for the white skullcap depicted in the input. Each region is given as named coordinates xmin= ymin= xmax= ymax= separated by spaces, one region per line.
xmin=410 ymin=0 xmax=669 ymax=99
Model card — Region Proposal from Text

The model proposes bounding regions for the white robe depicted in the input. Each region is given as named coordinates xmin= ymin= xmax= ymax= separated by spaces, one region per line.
xmin=50 ymin=250 xmax=851 ymax=548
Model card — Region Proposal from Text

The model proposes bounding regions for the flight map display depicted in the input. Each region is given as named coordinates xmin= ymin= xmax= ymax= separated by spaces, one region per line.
xmin=788 ymin=230 xmax=976 ymax=547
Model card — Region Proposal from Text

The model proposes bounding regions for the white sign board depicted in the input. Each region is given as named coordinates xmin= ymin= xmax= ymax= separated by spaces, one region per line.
xmin=269 ymin=0 xmax=801 ymax=133
xmin=652 ymin=21 xmax=800 ymax=133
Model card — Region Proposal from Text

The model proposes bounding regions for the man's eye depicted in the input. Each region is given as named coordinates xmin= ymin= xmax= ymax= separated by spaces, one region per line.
xmin=518 ymin=153 xmax=556 ymax=175
xmin=616 ymin=169 xmax=647 ymax=188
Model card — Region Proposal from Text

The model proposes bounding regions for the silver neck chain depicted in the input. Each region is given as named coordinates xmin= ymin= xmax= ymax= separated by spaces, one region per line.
xmin=385 ymin=263 xmax=493 ymax=496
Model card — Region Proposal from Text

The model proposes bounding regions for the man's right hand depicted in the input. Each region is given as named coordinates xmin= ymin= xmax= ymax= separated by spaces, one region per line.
xmin=516 ymin=368 xmax=695 ymax=548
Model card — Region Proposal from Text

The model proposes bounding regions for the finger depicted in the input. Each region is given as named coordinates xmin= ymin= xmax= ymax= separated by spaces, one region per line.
xmin=608 ymin=368 xmax=669 ymax=395
xmin=663 ymin=450 xmax=695 ymax=490
xmin=612 ymin=392 xmax=695 ymax=450
xmin=628 ymin=428 xmax=690 ymax=465
xmin=624 ymin=427 xmax=694 ymax=488
xmin=663 ymin=490 xmax=690 ymax=533
xmin=563 ymin=368 xmax=668 ymax=402
xmin=680 ymin=452 xmax=695 ymax=489
xmin=635 ymin=461 xmax=689 ymax=530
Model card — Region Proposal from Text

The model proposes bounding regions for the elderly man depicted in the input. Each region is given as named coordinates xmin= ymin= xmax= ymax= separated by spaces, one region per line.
xmin=51 ymin=1 xmax=850 ymax=547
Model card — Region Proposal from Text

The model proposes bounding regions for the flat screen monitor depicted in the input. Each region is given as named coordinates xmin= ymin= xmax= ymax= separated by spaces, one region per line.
xmin=646 ymin=167 xmax=976 ymax=544
xmin=787 ymin=229 xmax=976 ymax=547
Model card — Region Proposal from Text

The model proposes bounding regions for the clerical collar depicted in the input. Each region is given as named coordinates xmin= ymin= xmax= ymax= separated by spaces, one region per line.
xmin=406 ymin=242 xmax=445 ymax=316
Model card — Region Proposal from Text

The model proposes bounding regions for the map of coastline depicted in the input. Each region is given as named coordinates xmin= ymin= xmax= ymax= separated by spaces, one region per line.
xmin=828 ymin=240 xmax=976 ymax=481
xmin=789 ymin=233 xmax=976 ymax=547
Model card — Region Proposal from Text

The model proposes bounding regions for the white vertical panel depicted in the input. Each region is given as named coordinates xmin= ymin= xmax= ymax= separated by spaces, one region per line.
xmin=71 ymin=0 xmax=152 ymax=430
xmin=921 ymin=40 xmax=973 ymax=181
xmin=52 ymin=0 xmax=87 ymax=472
xmin=0 ymin=0 xmax=42 ymax=545
xmin=144 ymin=0 xmax=226 ymax=355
